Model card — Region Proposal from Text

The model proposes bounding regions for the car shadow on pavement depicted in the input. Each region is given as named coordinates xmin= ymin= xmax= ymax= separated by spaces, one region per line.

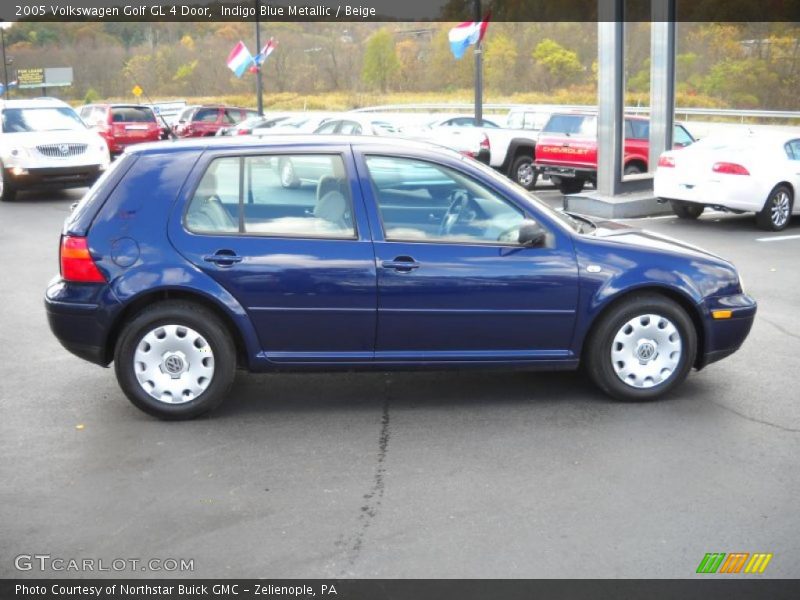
xmin=208 ymin=368 xmax=671 ymax=420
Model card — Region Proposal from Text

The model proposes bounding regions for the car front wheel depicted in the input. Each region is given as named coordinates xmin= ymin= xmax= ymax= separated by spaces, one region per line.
xmin=114 ymin=301 xmax=237 ymax=419
xmin=0 ymin=163 xmax=17 ymax=202
xmin=756 ymin=185 xmax=793 ymax=231
xmin=585 ymin=294 xmax=697 ymax=401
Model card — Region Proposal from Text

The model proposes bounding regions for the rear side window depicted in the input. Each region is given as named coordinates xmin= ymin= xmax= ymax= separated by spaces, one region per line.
xmin=111 ymin=107 xmax=156 ymax=123
xmin=185 ymin=154 xmax=355 ymax=239
xmin=194 ymin=109 xmax=218 ymax=123
xmin=628 ymin=120 xmax=649 ymax=140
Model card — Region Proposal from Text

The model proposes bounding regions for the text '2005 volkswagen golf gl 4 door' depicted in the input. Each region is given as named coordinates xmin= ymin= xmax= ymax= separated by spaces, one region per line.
xmin=45 ymin=136 xmax=756 ymax=419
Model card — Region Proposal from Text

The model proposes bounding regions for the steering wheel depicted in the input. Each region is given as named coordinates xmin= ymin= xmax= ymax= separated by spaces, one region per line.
xmin=439 ymin=190 xmax=474 ymax=236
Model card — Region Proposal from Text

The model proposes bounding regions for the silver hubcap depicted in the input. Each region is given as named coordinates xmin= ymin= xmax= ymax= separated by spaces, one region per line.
xmin=770 ymin=191 xmax=790 ymax=227
xmin=517 ymin=162 xmax=534 ymax=186
xmin=133 ymin=325 xmax=215 ymax=404
xmin=611 ymin=314 xmax=682 ymax=389
xmin=280 ymin=160 xmax=295 ymax=186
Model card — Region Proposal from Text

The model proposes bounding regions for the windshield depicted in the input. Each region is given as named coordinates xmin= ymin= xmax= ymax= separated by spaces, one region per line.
xmin=2 ymin=107 xmax=87 ymax=133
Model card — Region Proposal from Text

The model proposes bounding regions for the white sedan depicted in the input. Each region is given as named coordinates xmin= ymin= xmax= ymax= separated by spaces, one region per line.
xmin=654 ymin=132 xmax=800 ymax=231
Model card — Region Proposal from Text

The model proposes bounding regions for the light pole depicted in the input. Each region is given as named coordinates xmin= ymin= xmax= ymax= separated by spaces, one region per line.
xmin=0 ymin=22 xmax=9 ymax=100
xmin=473 ymin=0 xmax=482 ymax=126
xmin=254 ymin=0 xmax=264 ymax=115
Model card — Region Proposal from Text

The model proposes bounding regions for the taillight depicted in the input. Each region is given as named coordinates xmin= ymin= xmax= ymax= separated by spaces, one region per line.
xmin=480 ymin=133 xmax=490 ymax=152
xmin=60 ymin=236 xmax=106 ymax=283
xmin=712 ymin=162 xmax=750 ymax=176
xmin=657 ymin=155 xmax=675 ymax=168
xmin=237 ymin=129 xmax=251 ymax=135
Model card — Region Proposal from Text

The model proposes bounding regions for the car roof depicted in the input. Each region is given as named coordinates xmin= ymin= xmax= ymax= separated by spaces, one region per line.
xmin=125 ymin=134 xmax=460 ymax=157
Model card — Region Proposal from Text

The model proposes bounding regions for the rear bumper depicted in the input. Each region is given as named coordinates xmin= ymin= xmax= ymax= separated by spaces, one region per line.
xmin=5 ymin=165 xmax=103 ymax=190
xmin=45 ymin=277 xmax=119 ymax=366
xmin=698 ymin=293 xmax=757 ymax=368
xmin=536 ymin=164 xmax=596 ymax=180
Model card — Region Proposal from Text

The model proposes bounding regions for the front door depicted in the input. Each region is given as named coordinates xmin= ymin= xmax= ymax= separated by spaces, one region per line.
xmin=170 ymin=148 xmax=377 ymax=363
xmin=355 ymin=152 xmax=579 ymax=362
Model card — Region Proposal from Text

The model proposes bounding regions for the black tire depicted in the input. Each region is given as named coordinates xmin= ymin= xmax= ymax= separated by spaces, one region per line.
xmin=510 ymin=155 xmax=537 ymax=190
xmin=624 ymin=163 xmax=645 ymax=176
xmin=114 ymin=301 xmax=237 ymax=420
xmin=585 ymin=293 xmax=697 ymax=401
xmin=756 ymin=184 xmax=793 ymax=231
xmin=558 ymin=179 xmax=585 ymax=195
xmin=278 ymin=157 xmax=300 ymax=189
xmin=670 ymin=199 xmax=704 ymax=220
xmin=0 ymin=162 xmax=17 ymax=202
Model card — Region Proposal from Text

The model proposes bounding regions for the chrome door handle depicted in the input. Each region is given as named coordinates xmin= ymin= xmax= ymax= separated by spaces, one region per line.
xmin=381 ymin=257 xmax=420 ymax=271
xmin=204 ymin=251 xmax=242 ymax=266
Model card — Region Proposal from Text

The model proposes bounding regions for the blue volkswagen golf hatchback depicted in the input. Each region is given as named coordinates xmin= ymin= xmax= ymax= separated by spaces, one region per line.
xmin=46 ymin=136 xmax=756 ymax=419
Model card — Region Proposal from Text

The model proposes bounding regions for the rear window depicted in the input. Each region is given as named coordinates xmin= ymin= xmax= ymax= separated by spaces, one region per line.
xmin=542 ymin=114 xmax=594 ymax=135
xmin=110 ymin=106 xmax=156 ymax=123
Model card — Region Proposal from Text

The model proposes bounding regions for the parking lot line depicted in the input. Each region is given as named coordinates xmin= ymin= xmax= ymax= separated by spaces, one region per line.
xmin=755 ymin=234 xmax=800 ymax=243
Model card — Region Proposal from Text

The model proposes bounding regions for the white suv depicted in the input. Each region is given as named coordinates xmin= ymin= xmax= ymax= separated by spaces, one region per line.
xmin=0 ymin=98 xmax=110 ymax=202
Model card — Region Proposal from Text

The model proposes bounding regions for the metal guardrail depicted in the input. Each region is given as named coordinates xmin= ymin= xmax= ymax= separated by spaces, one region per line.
xmin=353 ymin=103 xmax=800 ymax=122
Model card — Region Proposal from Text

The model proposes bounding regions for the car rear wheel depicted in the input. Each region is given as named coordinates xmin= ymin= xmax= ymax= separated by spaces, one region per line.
xmin=624 ymin=163 xmax=645 ymax=176
xmin=0 ymin=163 xmax=17 ymax=202
xmin=670 ymin=199 xmax=704 ymax=220
xmin=756 ymin=185 xmax=793 ymax=231
xmin=558 ymin=179 xmax=585 ymax=195
xmin=585 ymin=294 xmax=697 ymax=401
xmin=511 ymin=155 xmax=537 ymax=190
xmin=114 ymin=301 xmax=236 ymax=420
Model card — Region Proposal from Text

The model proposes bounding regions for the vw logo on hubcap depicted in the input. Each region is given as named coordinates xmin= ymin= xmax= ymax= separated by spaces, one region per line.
xmin=636 ymin=341 xmax=657 ymax=362
xmin=164 ymin=355 xmax=184 ymax=374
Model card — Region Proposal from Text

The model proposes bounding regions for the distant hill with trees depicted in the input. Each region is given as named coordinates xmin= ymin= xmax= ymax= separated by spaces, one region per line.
xmin=3 ymin=21 xmax=798 ymax=110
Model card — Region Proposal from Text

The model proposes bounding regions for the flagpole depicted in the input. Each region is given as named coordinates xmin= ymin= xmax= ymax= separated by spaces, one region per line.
xmin=473 ymin=0 xmax=482 ymax=126
xmin=254 ymin=0 xmax=264 ymax=116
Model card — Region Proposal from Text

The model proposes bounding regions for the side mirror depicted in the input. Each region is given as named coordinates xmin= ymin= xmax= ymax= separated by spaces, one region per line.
xmin=518 ymin=220 xmax=546 ymax=247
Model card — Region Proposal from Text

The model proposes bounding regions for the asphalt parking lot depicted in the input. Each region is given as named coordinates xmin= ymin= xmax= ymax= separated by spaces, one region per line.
xmin=1 ymin=184 xmax=798 ymax=579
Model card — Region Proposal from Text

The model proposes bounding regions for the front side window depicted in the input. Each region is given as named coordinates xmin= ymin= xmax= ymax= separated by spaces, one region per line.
xmin=338 ymin=121 xmax=362 ymax=135
xmin=185 ymin=154 xmax=355 ymax=239
xmin=674 ymin=125 xmax=694 ymax=147
xmin=365 ymin=155 xmax=529 ymax=245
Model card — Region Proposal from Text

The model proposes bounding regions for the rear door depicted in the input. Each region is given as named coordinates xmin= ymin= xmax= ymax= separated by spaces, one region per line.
xmin=169 ymin=145 xmax=378 ymax=362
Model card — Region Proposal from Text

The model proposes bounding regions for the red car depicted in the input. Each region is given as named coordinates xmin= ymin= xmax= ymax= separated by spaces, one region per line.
xmin=173 ymin=105 xmax=259 ymax=138
xmin=79 ymin=104 xmax=161 ymax=155
xmin=534 ymin=113 xmax=695 ymax=194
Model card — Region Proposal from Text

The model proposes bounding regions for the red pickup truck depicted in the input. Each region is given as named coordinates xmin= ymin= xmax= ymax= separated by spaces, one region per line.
xmin=534 ymin=113 xmax=695 ymax=194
